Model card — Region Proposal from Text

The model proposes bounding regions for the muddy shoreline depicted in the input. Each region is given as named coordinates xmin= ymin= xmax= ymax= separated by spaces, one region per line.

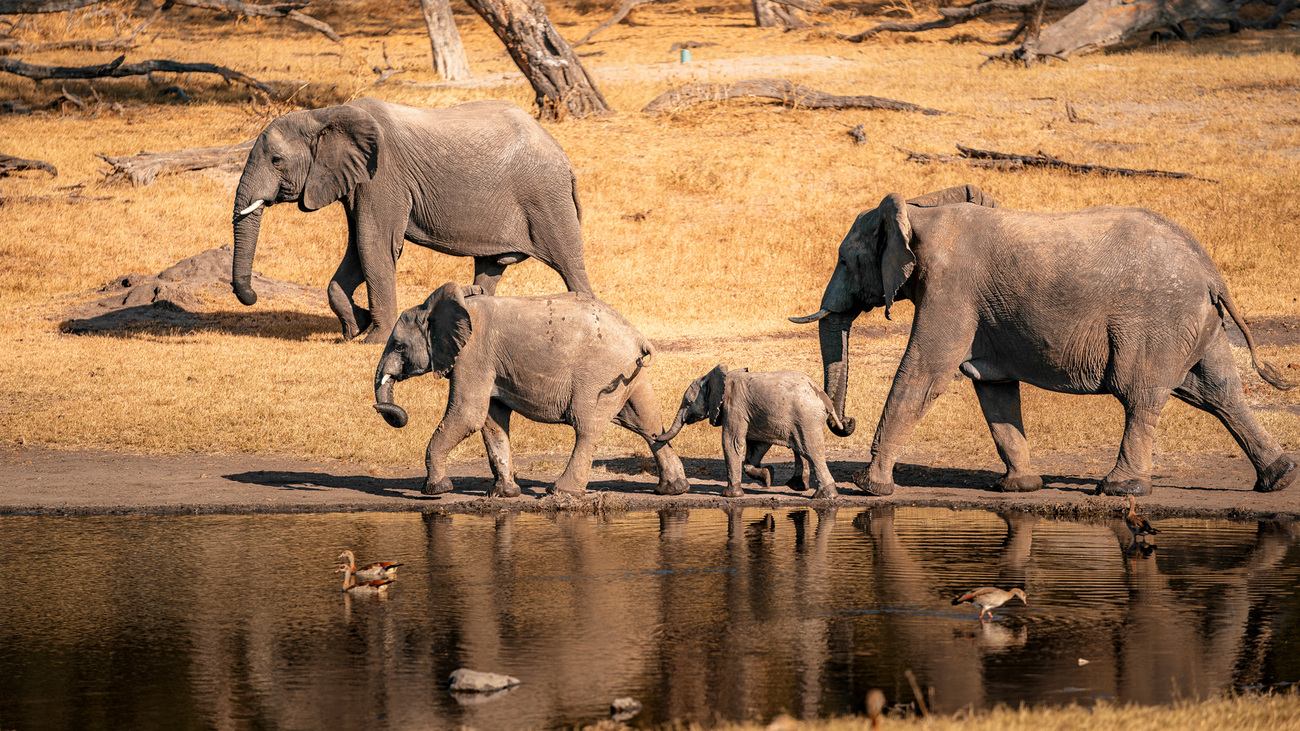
xmin=3 ymin=445 xmax=1297 ymax=520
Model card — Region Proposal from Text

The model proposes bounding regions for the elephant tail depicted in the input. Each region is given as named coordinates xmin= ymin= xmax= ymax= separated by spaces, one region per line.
xmin=599 ymin=341 xmax=654 ymax=398
xmin=570 ymin=169 xmax=583 ymax=224
xmin=1214 ymin=286 xmax=1297 ymax=391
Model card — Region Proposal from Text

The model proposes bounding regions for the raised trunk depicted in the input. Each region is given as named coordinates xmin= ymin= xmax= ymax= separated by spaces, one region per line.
xmin=655 ymin=405 xmax=690 ymax=442
xmin=819 ymin=312 xmax=857 ymax=437
xmin=419 ymin=0 xmax=471 ymax=81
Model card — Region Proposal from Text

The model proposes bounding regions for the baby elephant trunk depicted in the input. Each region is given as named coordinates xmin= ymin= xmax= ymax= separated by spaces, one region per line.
xmin=656 ymin=405 xmax=690 ymax=442
xmin=373 ymin=364 xmax=408 ymax=429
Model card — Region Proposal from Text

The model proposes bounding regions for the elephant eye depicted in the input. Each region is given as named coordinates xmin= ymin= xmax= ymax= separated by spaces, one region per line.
xmin=270 ymin=155 xmax=283 ymax=165
xmin=395 ymin=342 xmax=406 ymax=352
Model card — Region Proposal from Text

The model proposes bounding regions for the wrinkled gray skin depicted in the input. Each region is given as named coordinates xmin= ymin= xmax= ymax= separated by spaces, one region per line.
xmin=374 ymin=282 xmax=690 ymax=497
xmin=656 ymin=364 xmax=851 ymax=499
xmin=792 ymin=184 xmax=1297 ymax=498
xmin=231 ymin=98 xmax=591 ymax=343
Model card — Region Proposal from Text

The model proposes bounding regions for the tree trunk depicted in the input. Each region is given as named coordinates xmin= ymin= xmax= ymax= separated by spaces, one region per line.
xmin=1020 ymin=0 xmax=1239 ymax=60
xmin=418 ymin=0 xmax=471 ymax=81
xmin=462 ymin=0 xmax=611 ymax=121
xmin=753 ymin=0 xmax=809 ymax=27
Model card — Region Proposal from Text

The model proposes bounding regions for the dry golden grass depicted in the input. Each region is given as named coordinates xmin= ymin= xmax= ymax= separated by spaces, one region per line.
xmin=0 ymin=1 xmax=1297 ymax=470
xmin=711 ymin=692 xmax=1300 ymax=731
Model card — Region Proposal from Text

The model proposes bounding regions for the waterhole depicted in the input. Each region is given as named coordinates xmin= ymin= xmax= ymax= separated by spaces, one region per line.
xmin=2 ymin=507 xmax=1297 ymax=729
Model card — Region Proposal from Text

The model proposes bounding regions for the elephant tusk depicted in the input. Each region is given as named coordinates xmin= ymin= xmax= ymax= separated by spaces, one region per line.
xmin=239 ymin=199 xmax=265 ymax=216
xmin=788 ymin=308 xmax=830 ymax=324
xmin=380 ymin=374 xmax=392 ymax=385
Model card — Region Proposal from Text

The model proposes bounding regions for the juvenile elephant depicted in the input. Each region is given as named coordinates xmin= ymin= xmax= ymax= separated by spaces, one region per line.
xmin=656 ymin=364 xmax=850 ymax=499
xmin=791 ymin=184 xmax=1297 ymax=497
xmin=373 ymin=282 xmax=690 ymax=497
xmin=231 ymin=98 xmax=591 ymax=343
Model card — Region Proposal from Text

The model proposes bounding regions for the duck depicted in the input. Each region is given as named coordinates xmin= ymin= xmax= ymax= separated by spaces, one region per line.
xmin=336 ymin=563 xmax=394 ymax=595
xmin=1124 ymin=495 xmax=1159 ymax=543
xmin=337 ymin=549 xmax=403 ymax=582
xmin=952 ymin=586 xmax=1027 ymax=620
xmin=866 ymin=689 xmax=886 ymax=731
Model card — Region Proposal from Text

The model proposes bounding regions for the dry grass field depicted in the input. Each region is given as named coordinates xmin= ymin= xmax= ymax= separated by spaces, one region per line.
xmin=0 ymin=0 xmax=1297 ymax=475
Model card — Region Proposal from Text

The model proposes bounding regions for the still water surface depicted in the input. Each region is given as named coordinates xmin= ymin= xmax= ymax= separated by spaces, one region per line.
xmin=2 ymin=507 xmax=1299 ymax=729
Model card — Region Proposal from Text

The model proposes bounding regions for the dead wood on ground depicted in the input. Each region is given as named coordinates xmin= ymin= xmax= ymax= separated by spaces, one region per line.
xmin=0 ymin=150 xmax=57 ymax=176
xmin=574 ymin=0 xmax=660 ymax=46
xmin=0 ymin=54 xmax=274 ymax=96
xmin=643 ymin=78 xmax=949 ymax=115
xmin=839 ymin=0 xmax=1084 ymax=42
xmin=96 ymin=138 xmax=253 ymax=186
xmin=0 ymin=0 xmax=340 ymax=42
xmin=897 ymin=143 xmax=1218 ymax=182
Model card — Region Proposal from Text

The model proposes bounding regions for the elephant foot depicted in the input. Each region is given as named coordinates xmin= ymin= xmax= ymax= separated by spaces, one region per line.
xmin=851 ymin=469 xmax=894 ymax=496
xmin=655 ymin=478 xmax=691 ymax=496
xmin=423 ymin=476 xmax=454 ymax=496
xmin=722 ymin=483 xmax=745 ymax=498
xmin=547 ymin=484 xmax=586 ymax=497
xmin=742 ymin=465 xmax=772 ymax=488
xmin=811 ymin=485 xmax=841 ymax=500
xmin=1097 ymin=477 xmax=1152 ymax=497
xmin=1254 ymin=455 xmax=1298 ymax=493
xmin=996 ymin=473 xmax=1043 ymax=493
xmin=490 ymin=480 xmax=521 ymax=498
xmin=785 ymin=473 xmax=808 ymax=492
xmin=360 ymin=325 xmax=390 ymax=344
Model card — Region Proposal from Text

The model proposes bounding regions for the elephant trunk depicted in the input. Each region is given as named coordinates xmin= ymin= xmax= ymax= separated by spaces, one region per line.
xmin=655 ymin=405 xmax=690 ymax=442
xmin=819 ymin=311 xmax=858 ymax=437
xmin=373 ymin=353 xmax=408 ymax=428
xmin=231 ymin=206 xmax=263 ymax=306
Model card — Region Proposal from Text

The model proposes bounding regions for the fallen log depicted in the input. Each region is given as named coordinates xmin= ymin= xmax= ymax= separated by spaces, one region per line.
xmin=96 ymin=138 xmax=254 ymax=186
xmin=0 ymin=55 xmax=274 ymax=96
xmin=0 ymin=151 xmax=57 ymax=176
xmin=1004 ymin=0 xmax=1243 ymax=63
xmin=0 ymin=0 xmax=340 ymax=43
xmin=642 ymin=78 xmax=948 ymax=115
xmin=897 ymin=143 xmax=1218 ymax=182
xmin=840 ymin=0 xmax=1085 ymax=42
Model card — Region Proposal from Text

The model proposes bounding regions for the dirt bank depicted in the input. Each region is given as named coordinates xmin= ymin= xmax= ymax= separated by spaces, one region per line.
xmin=2 ymin=445 xmax=1296 ymax=519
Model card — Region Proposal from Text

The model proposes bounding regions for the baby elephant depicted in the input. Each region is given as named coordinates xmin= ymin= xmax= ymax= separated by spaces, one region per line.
xmin=657 ymin=364 xmax=849 ymax=499
xmin=373 ymin=282 xmax=691 ymax=498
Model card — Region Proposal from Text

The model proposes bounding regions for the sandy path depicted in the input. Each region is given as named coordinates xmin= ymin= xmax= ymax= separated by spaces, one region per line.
xmin=2 ymin=445 xmax=1296 ymax=519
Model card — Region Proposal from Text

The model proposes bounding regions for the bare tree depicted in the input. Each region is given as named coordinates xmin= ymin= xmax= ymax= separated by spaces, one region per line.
xmin=418 ymin=0 xmax=471 ymax=81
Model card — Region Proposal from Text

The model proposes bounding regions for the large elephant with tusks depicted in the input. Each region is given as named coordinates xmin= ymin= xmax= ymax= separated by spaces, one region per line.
xmin=790 ymin=184 xmax=1297 ymax=498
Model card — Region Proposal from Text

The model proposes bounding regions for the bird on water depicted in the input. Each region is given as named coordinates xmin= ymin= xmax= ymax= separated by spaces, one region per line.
xmin=335 ymin=563 xmax=394 ymax=595
xmin=1124 ymin=495 xmax=1159 ymax=543
xmin=337 ymin=549 xmax=403 ymax=582
xmin=952 ymin=587 xmax=1027 ymax=620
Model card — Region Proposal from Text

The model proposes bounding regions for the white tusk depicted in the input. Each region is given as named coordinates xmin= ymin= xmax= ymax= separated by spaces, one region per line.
xmin=788 ymin=308 xmax=831 ymax=324
xmin=380 ymin=374 xmax=392 ymax=386
xmin=239 ymin=199 xmax=265 ymax=216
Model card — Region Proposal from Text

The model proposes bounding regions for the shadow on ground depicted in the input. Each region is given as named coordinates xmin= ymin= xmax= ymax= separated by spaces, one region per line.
xmin=61 ymin=306 xmax=342 ymax=341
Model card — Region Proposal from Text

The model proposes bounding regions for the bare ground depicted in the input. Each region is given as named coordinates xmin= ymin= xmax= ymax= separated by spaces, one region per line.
xmin=3 ymin=444 xmax=1296 ymax=519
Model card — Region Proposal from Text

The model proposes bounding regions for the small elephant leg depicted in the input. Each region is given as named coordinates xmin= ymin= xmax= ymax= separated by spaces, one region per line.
xmin=1098 ymin=389 xmax=1171 ymax=496
xmin=327 ymin=236 xmax=370 ymax=341
xmin=481 ymin=400 xmax=520 ymax=498
xmin=721 ymin=428 xmax=746 ymax=498
xmin=423 ymin=416 xmax=479 ymax=496
xmin=614 ymin=379 xmax=690 ymax=495
xmin=972 ymin=380 xmax=1042 ymax=493
xmin=1173 ymin=334 xmax=1295 ymax=493
xmin=796 ymin=426 xmax=844 ymax=499
xmin=551 ymin=421 xmax=609 ymax=496
xmin=473 ymin=256 xmax=508 ymax=295
xmin=785 ymin=451 xmax=810 ymax=492
xmin=742 ymin=441 xmax=773 ymax=488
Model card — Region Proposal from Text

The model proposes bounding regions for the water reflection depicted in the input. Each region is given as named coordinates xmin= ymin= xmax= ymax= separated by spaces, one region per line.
xmin=1 ymin=508 xmax=1298 ymax=730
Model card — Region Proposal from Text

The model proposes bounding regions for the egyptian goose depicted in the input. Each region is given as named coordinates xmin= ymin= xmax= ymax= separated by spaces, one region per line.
xmin=952 ymin=586 xmax=1027 ymax=619
xmin=337 ymin=550 xmax=402 ymax=582
xmin=336 ymin=563 xmax=394 ymax=595
xmin=866 ymin=689 xmax=886 ymax=731
xmin=1124 ymin=495 xmax=1159 ymax=543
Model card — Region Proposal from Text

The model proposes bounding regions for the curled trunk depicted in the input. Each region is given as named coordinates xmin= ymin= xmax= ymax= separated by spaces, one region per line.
xmin=819 ymin=312 xmax=857 ymax=437
xmin=374 ymin=358 xmax=409 ymax=428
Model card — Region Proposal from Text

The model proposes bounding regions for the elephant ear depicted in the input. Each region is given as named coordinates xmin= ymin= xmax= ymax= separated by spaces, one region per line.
xmin=877 ymin=193 xmax=914 ymax=321
xmin=422 ymin=282 xmax=472 ymax=378
xmin=706 ymin=363 xmax=729 ymax=427
xmin=302 ymin=105 xmax=380 ymax=212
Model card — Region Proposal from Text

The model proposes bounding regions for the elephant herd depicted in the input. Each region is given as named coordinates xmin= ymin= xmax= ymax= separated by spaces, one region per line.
xmin=232 ymin=98 xmax=1298 ymax=501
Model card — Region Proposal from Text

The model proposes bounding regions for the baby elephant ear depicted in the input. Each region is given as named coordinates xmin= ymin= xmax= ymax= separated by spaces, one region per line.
xmin=706 ymin=363 xmax=729 ymax=427
xmin=877 ymin=193 xmax=914 ymax=320
xmin=422 ymin=282 xmax=471 ymax=378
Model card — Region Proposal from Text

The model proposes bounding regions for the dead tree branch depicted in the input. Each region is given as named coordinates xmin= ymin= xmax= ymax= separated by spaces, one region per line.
xmin=96 ymin=138 xmax=253 ymax=186
xmin=573 ymin=0 xmax=656 ymax=46
xmin=0 ymin=3 xmax=161 ymax=56
xmin=897 ymin=143 xmax=1218 ymax=182
xmin=169 ymin=0 xmax=341 ymax=42
xmin=642 ymin=78 xmax=949 ymax=115
xmin=0 ymin=151 xmax=57 ymax=176
xmin=840 ymin=0 xmax=1084 ymax=42
xmin=0 ymin=54 xmax=274 ymax=95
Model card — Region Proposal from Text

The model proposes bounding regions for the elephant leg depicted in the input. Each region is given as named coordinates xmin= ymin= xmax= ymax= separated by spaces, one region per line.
xmin=614 ymin=378 xmax=690 ymax=495
xmin=550 ymin=421 xmax=609 ymax=497
xmin=1173 ymin=334 xmax=1295 ymax=493
xmin=721 ymin=428 xmax=746 ymax=498
xmin=798 ymin=427 xmax=842 ymax=499
xmin=785 ymin=451 xmax=810 ymax=492
xmin=473 ymin=256 xmax=508 ymax=295
xmin=482 ymin=400 xmax=520 ymax=498
xmin=423 ymin=415 xmax=479 ymax=496
xmin=529 ymin=205 xmax=593 ymax=296
xmin=327 ymin=235 xmax=370 ymax=341
xmin=973 ymin=380 xmax=1042 ymax=493
xmin=742 ymin=441 xmax=772 ymax=488
xmin=352 ymin=205 xmax=403 ymax=344
xmin=1098 ymin=389 xmax=1171 ymax=496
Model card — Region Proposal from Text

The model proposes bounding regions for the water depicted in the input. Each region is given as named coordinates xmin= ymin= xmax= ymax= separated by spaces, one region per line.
xmin=2 ymin=507 xmax=1298 ymax=729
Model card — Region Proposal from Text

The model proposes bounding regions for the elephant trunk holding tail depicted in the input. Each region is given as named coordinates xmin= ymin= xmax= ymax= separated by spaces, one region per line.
xmin=231 ymin=98 xmax=591 ymax=343
xmin=792 ymin=184 xmax=1296 ymax=498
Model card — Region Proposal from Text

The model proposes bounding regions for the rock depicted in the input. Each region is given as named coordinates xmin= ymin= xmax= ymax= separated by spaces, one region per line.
xmin=609 ymin=696 xmax=642 ymax=720
xmin=448 ymin=667 xmax=521 ymax=693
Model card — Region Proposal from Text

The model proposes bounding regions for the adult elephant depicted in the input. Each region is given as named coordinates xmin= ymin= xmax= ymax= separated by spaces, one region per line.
xmin=230 ymin=98 xmax=592 ymax=343
xmin=791 ymin=184 xmax=1297 ymax=497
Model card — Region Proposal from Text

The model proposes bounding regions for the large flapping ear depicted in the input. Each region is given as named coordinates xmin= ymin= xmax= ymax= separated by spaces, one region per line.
xmin=422 ymin=282 xmax=471 ymax=378
xmin=877 ymin=193 xmax=914 ymax=320
xmin=905 ymin=184 xmax=999 ymax=209
xmin=705 ymin=363 xmax=729 ymax=427
xmin=302 ymin=104 xmax=380 ymax=211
